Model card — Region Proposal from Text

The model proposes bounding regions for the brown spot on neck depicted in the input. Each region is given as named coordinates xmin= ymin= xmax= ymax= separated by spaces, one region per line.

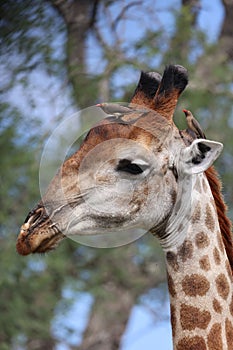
xmin=167 ymin=272 xmax=176 ymax=297
xmin=177 ymin=336 xmax=206 ymax=350
xmin=213 ymin=298 xmax=222 ymax=314
xmin=180 ymin=304 xmax=211 ymax=330
xmin=195 ymin=232 xmax=210 ymax=249
xmin=205 ymin=203 xmax=215 ymax=231
xmin=225 ymin=318 xmax=233 ymax=350
xmin=178 ymin=240 xmax=193 ymax=262
xmin=213 ymin=247 xmax=221 ymax=265
xmin=215 ymin=273 xmax=230 ymax=300
xmin=182 ymin=274 xmax=210 ymax=296
xmin=192 ymin=203 xmax=201 ymax=224
xmin=199 ymin=255 xmax=211 ymax=271
xmin=207 ymin=323 xmax=223 ymax=350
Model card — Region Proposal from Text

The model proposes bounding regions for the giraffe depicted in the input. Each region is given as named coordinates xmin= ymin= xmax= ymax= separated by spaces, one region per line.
xmin=16 ymin=65 xmax=233 ymax=349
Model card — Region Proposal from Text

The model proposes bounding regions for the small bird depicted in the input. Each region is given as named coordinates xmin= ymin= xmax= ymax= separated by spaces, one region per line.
xmin=96 ymin=102 xmax=149 ymax=125
xmin=96 ymin=103 xmax=133 ymax=116
xmin=183 ymin=109 xmax=206 ymax=139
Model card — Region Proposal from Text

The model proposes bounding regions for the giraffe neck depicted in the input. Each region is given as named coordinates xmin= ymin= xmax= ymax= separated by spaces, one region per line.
xmin=162 ymin=173 xmax=233 ymax=350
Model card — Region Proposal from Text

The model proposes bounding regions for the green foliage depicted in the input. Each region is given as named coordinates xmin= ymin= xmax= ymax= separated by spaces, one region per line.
xmin=0 ymin=102 xmax=79 ymax=347
xmin=0 ymin=104 xmax=38 ymax=230
xmin=0 ymin=0 xmax=65 ymax=93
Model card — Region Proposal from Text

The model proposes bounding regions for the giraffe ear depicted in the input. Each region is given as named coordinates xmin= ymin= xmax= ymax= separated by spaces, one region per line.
xmin=181 ymin=139 xmax=223 ymax=175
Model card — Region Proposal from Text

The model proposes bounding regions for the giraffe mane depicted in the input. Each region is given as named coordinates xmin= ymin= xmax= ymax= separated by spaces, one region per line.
xmin=205 ymin=166 xmax=233 ymax=273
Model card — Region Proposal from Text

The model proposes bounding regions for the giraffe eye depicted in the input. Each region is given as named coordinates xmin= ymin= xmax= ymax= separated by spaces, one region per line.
xmin=116 ymin=159 xmax=148 ymax=175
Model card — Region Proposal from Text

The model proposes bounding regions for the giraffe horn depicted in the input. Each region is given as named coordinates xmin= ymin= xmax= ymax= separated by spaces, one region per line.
xmin=153 ymin=65 xmax=188 ymax=121
xmin=130 ymin=71 xmax=162 ymax=108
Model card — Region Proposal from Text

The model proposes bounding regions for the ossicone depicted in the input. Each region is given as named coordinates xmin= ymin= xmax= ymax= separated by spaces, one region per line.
xmin=153 ymin=65 xmax=188 ymax=121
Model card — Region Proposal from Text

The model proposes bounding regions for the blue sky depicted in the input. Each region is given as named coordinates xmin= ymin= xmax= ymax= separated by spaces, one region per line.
xmin=52 ymin=282 xmax=172 ymax=350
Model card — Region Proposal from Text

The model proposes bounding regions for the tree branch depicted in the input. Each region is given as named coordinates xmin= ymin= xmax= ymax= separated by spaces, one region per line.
xmin=219 ymin=0 xmax=233 ymax=61
xmin=112 ymin=1 xmax=142 ymax=31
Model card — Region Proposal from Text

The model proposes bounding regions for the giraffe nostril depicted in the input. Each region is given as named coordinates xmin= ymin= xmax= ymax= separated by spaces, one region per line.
xmin=25 ymin=207 xmax=45 ymax=227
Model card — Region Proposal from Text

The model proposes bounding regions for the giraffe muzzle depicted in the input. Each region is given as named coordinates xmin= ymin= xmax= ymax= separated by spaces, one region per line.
xmin=16 ymin=204 xmax=65 ymax=255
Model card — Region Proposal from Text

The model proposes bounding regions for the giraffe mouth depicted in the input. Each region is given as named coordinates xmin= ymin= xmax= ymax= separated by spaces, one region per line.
xmin=16 ymin=205 xmax=65 ymax=255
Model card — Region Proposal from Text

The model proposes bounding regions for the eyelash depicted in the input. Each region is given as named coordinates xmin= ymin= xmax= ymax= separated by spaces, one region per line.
xmin=116 ymin=159 xmax=144 ymax=175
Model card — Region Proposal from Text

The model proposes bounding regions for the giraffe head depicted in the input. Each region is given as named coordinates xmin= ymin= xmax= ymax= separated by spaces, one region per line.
xmin=16 ymin=65 xmax=223 ymax=255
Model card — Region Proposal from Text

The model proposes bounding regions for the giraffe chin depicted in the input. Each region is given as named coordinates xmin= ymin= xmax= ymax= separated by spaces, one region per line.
xmin=16 ymin=222 xmax=65 ymax=255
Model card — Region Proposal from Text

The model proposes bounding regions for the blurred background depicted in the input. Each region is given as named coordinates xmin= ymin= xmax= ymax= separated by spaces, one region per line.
xmin=0 ymin=0 xmax=232 ymax=349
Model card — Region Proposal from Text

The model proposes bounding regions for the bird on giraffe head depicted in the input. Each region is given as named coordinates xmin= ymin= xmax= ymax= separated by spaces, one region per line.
xmin=96 ymin=102 xmax=134 ymax=116
xmin=96 ymin=71 xmax=162 ymax=118
xmin=183 ymin=108 xmax=206 ymax=139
